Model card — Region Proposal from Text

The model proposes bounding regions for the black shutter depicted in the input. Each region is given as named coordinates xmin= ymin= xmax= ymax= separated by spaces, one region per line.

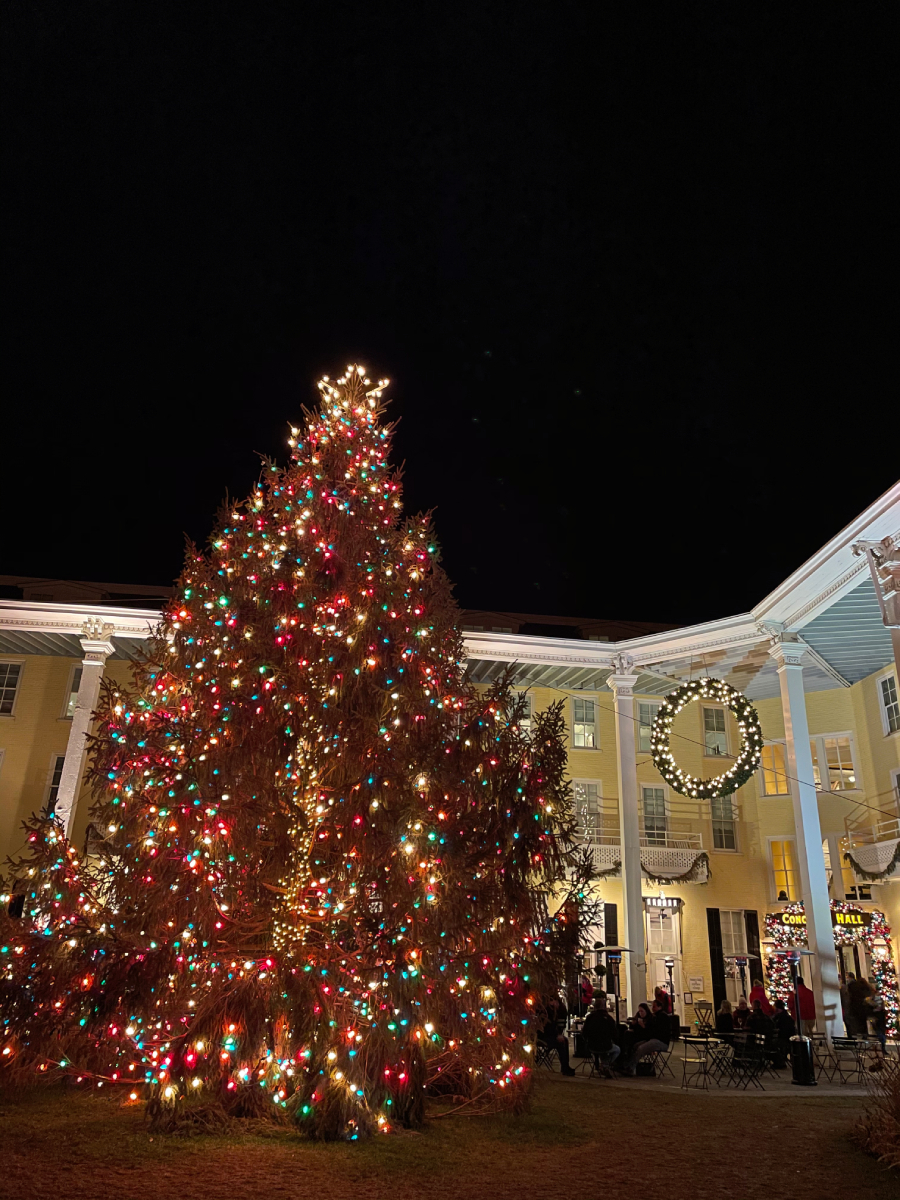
xmin=707 ymin=907 xmax=727 ymax=1015
xmin=604 ymin=903 xmax=618 ymax=947
xmin=744 ymin=910 xmax=762 ymax=987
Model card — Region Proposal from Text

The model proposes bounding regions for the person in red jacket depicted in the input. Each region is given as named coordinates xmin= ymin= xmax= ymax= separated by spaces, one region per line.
xmin=748 ymin=978 xmax=772 ymax=1016
xmin=788 ymin=976 xmax=817 ymax=1034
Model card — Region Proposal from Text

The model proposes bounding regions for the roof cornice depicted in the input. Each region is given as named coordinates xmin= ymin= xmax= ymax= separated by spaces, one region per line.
xmin=0 ymin=599 xmax=161 ymax=639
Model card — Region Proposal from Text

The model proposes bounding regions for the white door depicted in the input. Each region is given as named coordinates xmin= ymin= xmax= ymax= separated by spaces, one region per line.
xmin=646 ymin=910 xmax=682 ymax=1010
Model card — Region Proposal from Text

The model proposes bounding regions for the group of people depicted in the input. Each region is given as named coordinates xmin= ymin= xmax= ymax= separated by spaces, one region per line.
xmin=540 ymin=984 xmax=673 ymax=1078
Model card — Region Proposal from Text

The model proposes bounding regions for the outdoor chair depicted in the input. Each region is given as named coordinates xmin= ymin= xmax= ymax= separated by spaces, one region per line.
xmin=535 ymin=1041 xmax=559 ymax=1071
xmin=680 ymin=1036 xmax=713 ymax=1090
xmin=810 ymin=1032 xmax=836 ymax=1081
xmin=726 ymin=1033 xmax=766 ymax=1090
xmin=640 ymin=1046 xmax=675 ymax=1080
xmin=829 ymin=1037 xmax=868 ymax=1085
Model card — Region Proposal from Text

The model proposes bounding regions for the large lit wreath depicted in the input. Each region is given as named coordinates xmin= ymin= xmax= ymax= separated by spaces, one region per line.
xmin=650 ymin=678 xmax=763 ymax=799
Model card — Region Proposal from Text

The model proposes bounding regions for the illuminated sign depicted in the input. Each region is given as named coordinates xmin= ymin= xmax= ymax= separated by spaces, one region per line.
xmin=643 ymin=896 xmax=684 ymax=911
xmin=768 ymin=909 xmax=873 ymax=930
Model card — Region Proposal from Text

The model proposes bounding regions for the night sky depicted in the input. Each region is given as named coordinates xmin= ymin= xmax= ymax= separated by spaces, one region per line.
xmin=4 ymin=4 xmax=896 ymax=626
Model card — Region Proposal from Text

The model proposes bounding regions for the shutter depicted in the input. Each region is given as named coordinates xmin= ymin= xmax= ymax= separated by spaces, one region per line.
xmin=744 ymin=910 xmax=762 ymax=987
xmin=604 ymin=903 xmax=618 ymax=946
xmin=707 ymin=907 xmax=727 ymax=1015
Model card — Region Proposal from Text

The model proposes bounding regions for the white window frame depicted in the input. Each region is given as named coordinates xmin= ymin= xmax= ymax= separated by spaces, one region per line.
xmin=702 ymin=704 xmax=730 ymax=759
xmin=573 ymin=778 xmax=604 ymax=842
xmin=759 ymin=740 xmax=791 ymax=797
xmin=876 ymin=669 xmax=900 ymax=737
xmin=0 ymin=747 xmax=5 ymax=782
xmin=710 ymin=793 xmax=739 ymax=853
xmin=891 ymin=768 xmax=900 ymax=818
xmin=768 ymin=835 xmax=799 ymax=903
xmin=571 ymin=694 xmax=599 ymax=750
xmin=60 ymin=663 xmax=83 ymax=720
xmin=637 ymin=700 xmax=661 ymax=754
xmin=511 ymin=690 xmax=534 ymax=733
xmin=641 ymin=783 xmax=669 ymax=844
xmin=809 ymin=731 xmax=860 ymax=793
xmin=44 ymin=753 xmax=67 ymax=816
xmin=0 ymin=658 xmax=25 ymax=718
xmin=719 ymin=909 xmax=748 ymax=958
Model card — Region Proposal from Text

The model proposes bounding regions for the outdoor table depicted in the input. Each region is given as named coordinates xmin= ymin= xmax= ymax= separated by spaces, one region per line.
xmin=683 ymin=1035 xmax=731 ymax=1082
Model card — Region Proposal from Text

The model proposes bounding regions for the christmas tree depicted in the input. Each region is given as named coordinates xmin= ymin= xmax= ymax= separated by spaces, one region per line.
xmin=1 ymin=366 xmax=593 ymax=1139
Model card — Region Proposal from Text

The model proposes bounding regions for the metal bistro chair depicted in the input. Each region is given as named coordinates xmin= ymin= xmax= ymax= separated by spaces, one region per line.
xmin=829 ymin=1037 xmax=869 ymax=1085
xmin=535 ymin=1040 xmax=559 ymax=1071
xmin=726 ymin=1032 xmax=766 ymax=1090
xmin=681 ymin=1035 xmax=713 ymax=1091
xmin=810 ymin=1032 xmax=836 ymax=1081
xmin=640 ymin=1045 xmax=675 ymax=1080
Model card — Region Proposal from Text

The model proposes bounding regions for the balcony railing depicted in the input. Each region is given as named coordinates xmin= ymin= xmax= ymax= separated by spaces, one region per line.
xmin=843 ymin=817 xmax=900 ymax=850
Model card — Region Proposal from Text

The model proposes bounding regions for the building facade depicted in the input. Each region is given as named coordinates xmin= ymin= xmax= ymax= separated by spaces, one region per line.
xmin=1 ymin=488 xmax=899 ymax=1038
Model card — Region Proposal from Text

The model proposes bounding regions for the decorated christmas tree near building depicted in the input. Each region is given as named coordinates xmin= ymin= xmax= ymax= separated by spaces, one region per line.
xmin=0 ymin=367 xmax=594 ymax=1138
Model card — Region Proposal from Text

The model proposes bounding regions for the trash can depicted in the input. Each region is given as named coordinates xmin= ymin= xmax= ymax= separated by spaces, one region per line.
xmin=789 ymin=1035 xmax=817 ymax=1086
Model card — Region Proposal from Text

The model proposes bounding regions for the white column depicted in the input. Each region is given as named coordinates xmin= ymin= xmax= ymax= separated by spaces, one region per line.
xmin=607 ymin=660 xmax=647 ymax=1007
xmin=56 ymin=621 xmax=115 ymax=839
xmin=769 ymin=638 xmax=841 ymax=1039
xmin=825 ymin=833 xmax=845 ymax=901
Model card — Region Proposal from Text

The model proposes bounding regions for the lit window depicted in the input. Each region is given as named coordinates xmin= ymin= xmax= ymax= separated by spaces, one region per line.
xmin=64 ymin=667 xmax=83 ymax=718
xmin=45 ymin=755 xmax=66 ymax=816
xmin=642 ymin=786 xmax=667 ymax=844
xmin=771 ymin=839 xmax=796 ymax=900
xmin=760 ymin=743 xmax=789 ymax=796
xmin=879 ymin=673 xmax=900 ymax=735
xmin=572 ymin=697 xmax=597 ymax=748
xmin=574 ymin=781 xmax=602 ymax=841
xmin=0 ymin=662 xmax=22 ymax=715
xmin=809 ymin=735 xmax=857 ymax=792
xmin=703 ymin=707 xmax=727 ymax=757
xmin=711 ymin=795 xmax=737 ymax=850
xmin=638 ymin=701 xmax=660 ymax=753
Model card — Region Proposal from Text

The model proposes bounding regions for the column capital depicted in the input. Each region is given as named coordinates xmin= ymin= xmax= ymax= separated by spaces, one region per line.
xmin=767 ymin=636 xmax=807 ymax=670
xmin=607 ymin=673 xmax=640 ymax=696
xmin=80 ymin=619 xmax=115 ymax=665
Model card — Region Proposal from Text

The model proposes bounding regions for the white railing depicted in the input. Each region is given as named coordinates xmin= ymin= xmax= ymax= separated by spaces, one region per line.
xmin=640 ymin=831 xmax=703 ymax=850
xmin=843 ymin=817 xmax=900 ymax=850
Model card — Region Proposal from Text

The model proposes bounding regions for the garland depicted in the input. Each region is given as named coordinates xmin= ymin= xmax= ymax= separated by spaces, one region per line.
xmin=764 ymin=900 xmax=900 ymax=1038
xmin=844 ymin=841 xmax=900 ymax=882
xmin=650 ymin=679 xmax=763 ymax=800
xmin=641 ymin=851 xmax=711 ymax=884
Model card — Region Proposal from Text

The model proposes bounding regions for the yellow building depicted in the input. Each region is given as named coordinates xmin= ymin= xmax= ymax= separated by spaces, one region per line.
xmin=1 ymin=485 xmax=899 ymax=1038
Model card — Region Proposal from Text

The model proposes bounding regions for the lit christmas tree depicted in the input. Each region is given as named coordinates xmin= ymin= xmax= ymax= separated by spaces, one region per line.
xmin=1 ymin=367 xmax=592 ymax=1139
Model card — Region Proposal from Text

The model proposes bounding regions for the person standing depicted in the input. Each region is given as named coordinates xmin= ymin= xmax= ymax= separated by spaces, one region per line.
xmin=748 ymin=978 xmax=772 ymax=1016
xmin=847 ymin=975 xmax=874 ymax=1038
xmin=788 ymin=976 xmax=817 ymax=1035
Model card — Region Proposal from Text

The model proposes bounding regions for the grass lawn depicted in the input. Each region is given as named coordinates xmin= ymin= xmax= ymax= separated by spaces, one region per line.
xmin=0 ymin=1075 xmax=892 ymax=1200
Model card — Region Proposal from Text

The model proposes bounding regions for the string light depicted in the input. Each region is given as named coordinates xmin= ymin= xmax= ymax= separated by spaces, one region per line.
xmin=0 ymin=366 xmax=596 ymax=1140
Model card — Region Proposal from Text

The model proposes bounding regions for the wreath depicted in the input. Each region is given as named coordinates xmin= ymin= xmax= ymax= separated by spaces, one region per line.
xmin=650 ymin=678 xmax=763 ymax=799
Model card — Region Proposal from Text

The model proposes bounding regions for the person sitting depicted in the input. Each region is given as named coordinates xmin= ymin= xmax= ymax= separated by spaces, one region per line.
xmin=715 ymin=999 xmax=734 ymax=1039
xmin=732 ymin=996 xmax=751 ymax=1031
xmin=772 ymin=996 xmax=796 ymax=1063
xmin=748 ymin=978 xmax=772 ymax=1016
xmin=621 ymin=999 xmax=670 ymax=1076
xmin=748 ymin=998 xmax=775 ymax=1038
xmin=538 ymin=992 xmax=575 ymax=1076
xmin=581 ymin=996 xmax=621 ymax=1076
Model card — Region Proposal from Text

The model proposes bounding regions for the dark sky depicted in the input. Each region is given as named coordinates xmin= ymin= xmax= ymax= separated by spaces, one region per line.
xmin=4 ymin=3 xmax=896 ymax=626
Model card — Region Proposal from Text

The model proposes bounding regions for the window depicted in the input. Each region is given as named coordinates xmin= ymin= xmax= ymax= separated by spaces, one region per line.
xmin=879 ymin=672 xmax=900 ymax=735
xmin=491 ymin=625 xmax=513 ymax=633
xmin=809 ymin=734 xmax=858 ymax=792
xmin=574 ymin=781 xmax=602 ymax=841
xmin=893 ymin=769 xmax=900 ymax=817
xmin=711 ymin=795 xmax=738 ymax=851
xmin=461 ymin=624 xmax=483 ymax=632
xmin=647 ymin=910 xmax=678 ymax=954
xmin=0 ymin=662 xmax=23 ymax=715
xmin=572 ymin=697 xmax=597 ymax=748
xmin=638 ymin=701 xmax=660 ymax=753
xmin=514 ymin=692 xmax=533 ymax=733
xmin=760 ymin=743 xmax=790 ymax=796
xmin=703 ymin=707 xmax=728 ymax=757
xmin=45 ymin=755 xmax=66 ymax=816
xmin=771 ymin=839 xmax=797 ymax=901
xmin=720 ymin=910 xmax=747 ymax=958
xmin=63 ymin=666 xmax=83 ymax=719
xmin=642 ymin=786 xmax=667 ymax=844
